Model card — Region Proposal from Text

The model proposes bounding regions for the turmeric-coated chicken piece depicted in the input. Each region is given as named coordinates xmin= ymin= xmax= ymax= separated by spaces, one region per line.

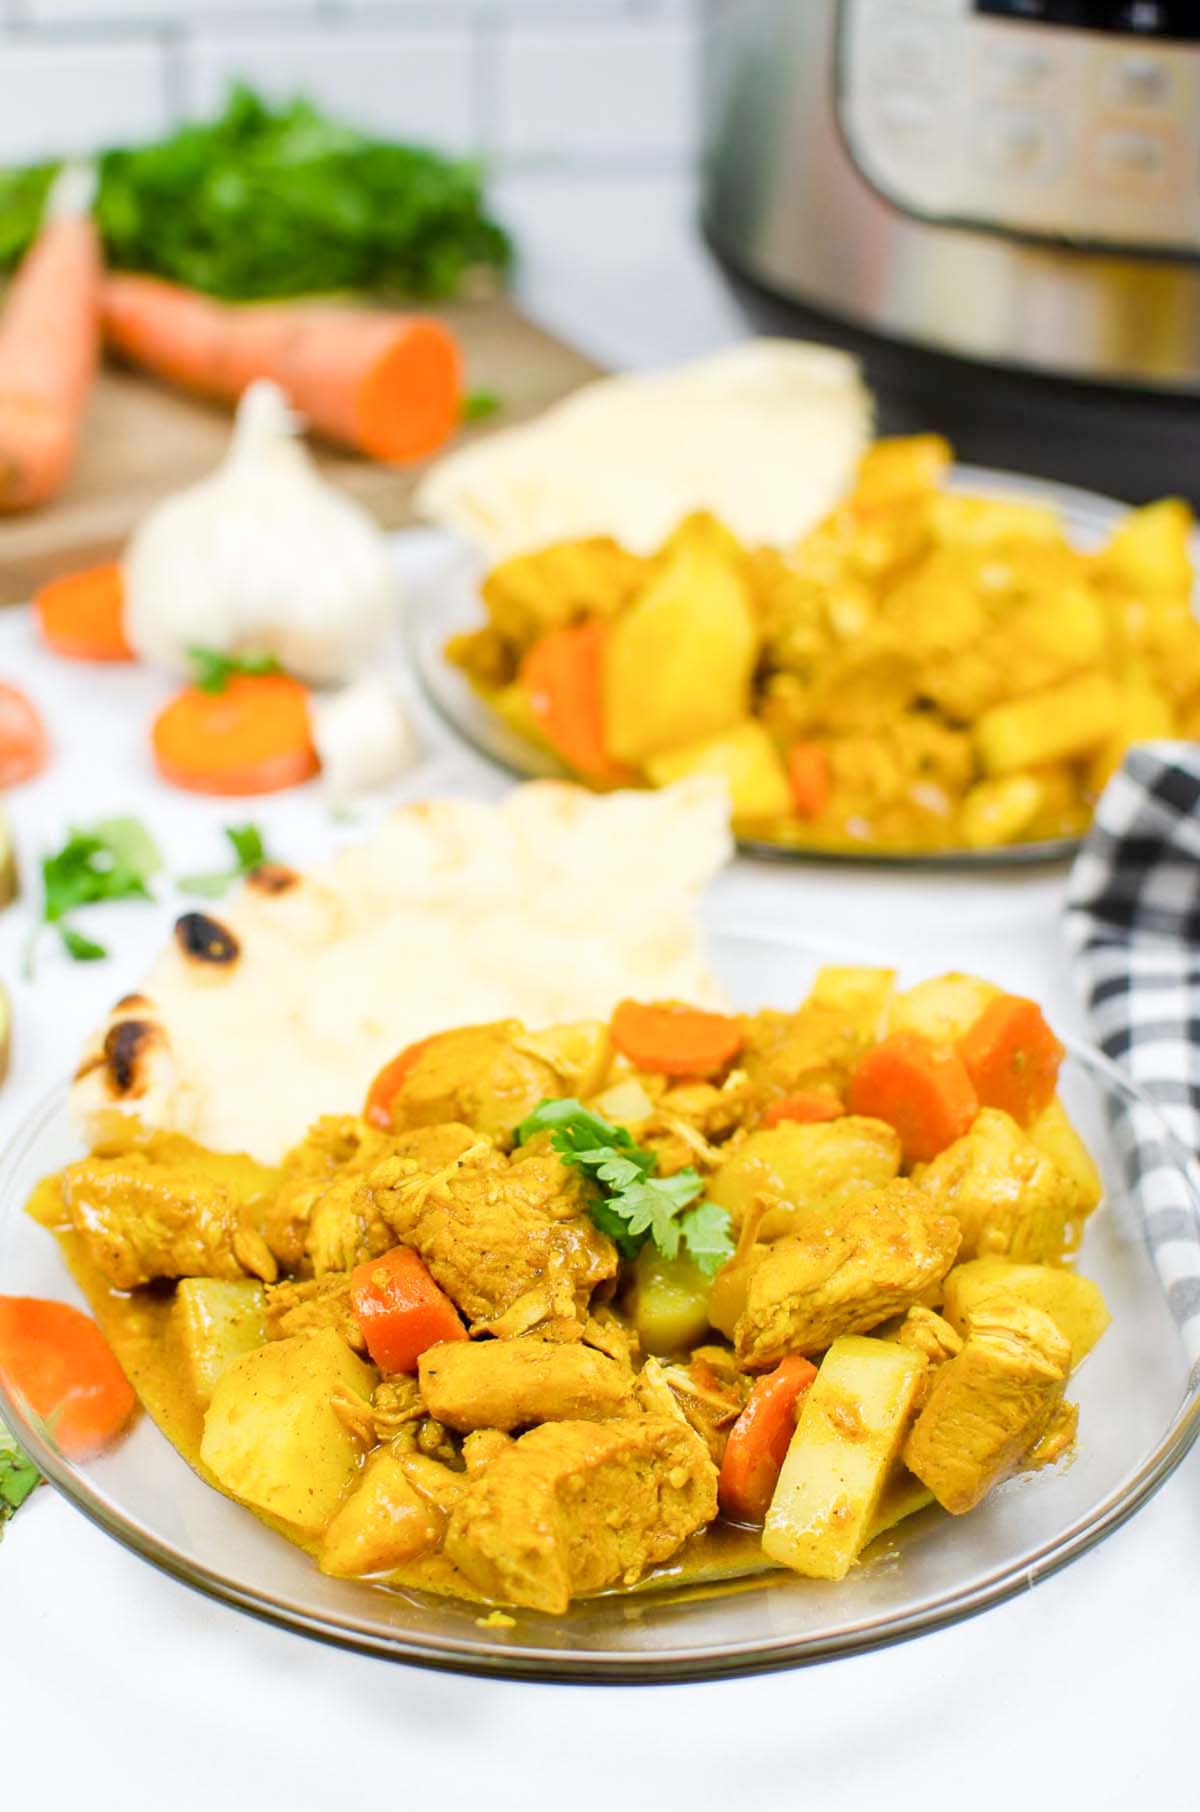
xmin=266 ymin=1115 xmax=400 ymax=1271
xmin=903 ymin=1295 xmax=1071 ymax=1513
xmin=303 ymin=1124 xmax=477 ymax=1277
xmin=367 ymin=1132 xmax=618 ymax=1329
xmin=384 ymin=1021 xmax=565 ymax=1146
xmin=734 ymin=1179 xmax=961 ymax=1370
xmin=444 ymin=1415 xmax=718 ymax=1613
xmin=917 ymin=1108 xmax=1074 ymax=1264
xmin=265 ymin=1272 xmax=366 ymax=1352
xmin=61 ymin=1144 xmax=277 ymax=1289
xmin=418 ymin=1335 xmax=635 ymax=1432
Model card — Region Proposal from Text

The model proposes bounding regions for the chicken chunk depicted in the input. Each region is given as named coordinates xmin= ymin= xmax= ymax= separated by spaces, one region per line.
xmin=903 ymin=1296 xmax=1070 ymax=1513
xmin=385 ymin=1021 xmax=563 ymax=1146
xmin=734 ymin=1180 xmax=961 ymax=1370
xmin=266 ymin=1116 xmax=397 ymax=1271
xmin=418 ymin=1336 xmax=635 ymax=1432
xmin=61 ymin=1150 xmax=276 ymax=1289
xmin=444 ymin=1416 xmax=718 ymax=1613
xmin=917 ymin=1108 xmax=1074 ymax=1264
xmin=368 ymin=1134 xmax=617 ymax=1329
xmin=265 ymin=1273 xmax=366 ymax=1353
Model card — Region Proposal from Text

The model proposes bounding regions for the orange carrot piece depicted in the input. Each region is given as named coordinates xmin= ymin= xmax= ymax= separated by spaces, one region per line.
xmin=363 ymin=1034 xmax=443 ymax=1130
xmin=610 ymin=999 xmax=744 ymax=1078
xmin=957 ymin=994 xmax=1065 ymax=1126
xmin=762 ymin=1090 xmax=846 ymax=1128
xmin=787 ymin=741 xmax=830 ymax=819
xmin=520 ymin=620 xmax=624 ymax=782
xmin=718 ymin=1355 xmax=818 ymax=1523
xmin=0 ymin=681 xmax=49 ymax=786
xmin=848 ymin=1031 xmax=979 ymax=1165
xmin=0 ymin=183 xmax=101 ymax=512
xmin=151 ymin=672 xmax=318 ymax=797
xmin=350 ymin=1247 xmax=466 ymax=1374
xmin=34 ymin=562 xmax=132 ymax=662
xmin=0 ymin=1296 xmax=135 ymax=1458
xmin=102 ymin=275 xmax=462 ymax=464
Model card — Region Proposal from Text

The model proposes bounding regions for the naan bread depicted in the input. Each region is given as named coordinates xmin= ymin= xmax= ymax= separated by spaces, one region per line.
xmin=416 ymin=340 xmax=872 ymax=560
xmin=71 ymin=780 xmax=732 ymax=1163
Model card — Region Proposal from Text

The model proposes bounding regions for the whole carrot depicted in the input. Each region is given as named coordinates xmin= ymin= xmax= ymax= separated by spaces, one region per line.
xmin=102 ymin=274 xmax=462 ymax=463
xmin=0 ymin=165 xmax=101 ymax=512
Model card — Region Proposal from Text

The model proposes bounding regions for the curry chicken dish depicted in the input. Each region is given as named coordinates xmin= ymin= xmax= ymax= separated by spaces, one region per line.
xmin=33 ymin=966 xmax=1111 ymax=1615
xmin=447 ymin=435 xmax=1199 ymax=855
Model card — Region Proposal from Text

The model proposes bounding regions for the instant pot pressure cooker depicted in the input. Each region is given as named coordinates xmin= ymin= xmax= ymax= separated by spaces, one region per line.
xmin=701 ymin=1 xmax=1200 ymax=501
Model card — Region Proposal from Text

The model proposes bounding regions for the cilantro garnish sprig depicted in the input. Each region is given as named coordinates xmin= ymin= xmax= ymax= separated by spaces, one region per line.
xmin=515 ymin=1099 xmax=734 ymax=1275
xmin=26 ymin=815 xmax=163 ymax=973
xmin=0 ymin=1416 xmax=40 ymax=1530
xmin=178 ymin=823 xmax=269 ymax=899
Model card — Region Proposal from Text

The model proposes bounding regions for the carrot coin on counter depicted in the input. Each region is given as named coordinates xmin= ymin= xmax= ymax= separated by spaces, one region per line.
xmin=151 ymin=672 xmax=319 ymax=796
xmin=35 ymin=563 xmax=133 ymax=662
xmin=0 ymin=682 xmax=49 ymax=786
xmin=0 ymin=1296 xmax=135 ymax=1458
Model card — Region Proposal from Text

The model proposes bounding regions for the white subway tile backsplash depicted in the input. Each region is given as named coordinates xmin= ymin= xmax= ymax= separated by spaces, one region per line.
xmin=498 ymin=18 xmax=697 ymax=161
xmin=187 ymin=25 xmax=476 ymax=150
xmin=0 ymin=38 xmax=170 ymax=160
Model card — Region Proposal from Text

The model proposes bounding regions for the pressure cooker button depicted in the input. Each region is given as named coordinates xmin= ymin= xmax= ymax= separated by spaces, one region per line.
xmin=974 ymin=107 xmax=1059 ymax=182
xmin=982 ymin=44 xmax=1055 ymax=102
xmin=1103 ymin=54 xmax=1174 ymax=111
xmin=1092 ymin=125 xmax=1172 ymax=189
xmin=875 ymin=90 xmax=940 ymax=156
xmin=879 ymin=16 xmax=946 ymax=90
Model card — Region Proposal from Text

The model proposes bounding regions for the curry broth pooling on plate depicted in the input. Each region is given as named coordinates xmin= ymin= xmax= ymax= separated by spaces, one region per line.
xmin=36 ymin=967 xmax=1111 ymax=1615
xmin=447 ymin=436 xmax=1199 ymax=856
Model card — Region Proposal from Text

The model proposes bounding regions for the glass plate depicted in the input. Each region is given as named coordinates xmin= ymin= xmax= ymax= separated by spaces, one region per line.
xmin=3 ymin=925 xmax=1198 ymax=1682
xmin=407 ymin=464 xmax=1131 ymax=870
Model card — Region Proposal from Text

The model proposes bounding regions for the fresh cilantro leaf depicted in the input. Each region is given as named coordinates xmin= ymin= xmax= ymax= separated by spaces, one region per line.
xmin=178 ymin=822 xmax=270 ymax=899
xmin=463 ymin=389 xmax=501 ymax=423
xmin=28 ymin=817 xmax=163 ymax=973
xmin=679 ymin=1200 xmax=736 ymax=1276
xmin=0 ymin=1418 xmax=40 ymax=1528
xmin=58 ymin=924 xmax=107 ymax=962
xmin=515 ymin=1099 xmax=717 ymax=1270
xmin=187 ymin=646 xmax=281 ymax=695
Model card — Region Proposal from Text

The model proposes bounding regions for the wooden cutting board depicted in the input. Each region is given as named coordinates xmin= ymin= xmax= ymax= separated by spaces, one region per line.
xmin=0 ymin=295 xmax=603 ymax=606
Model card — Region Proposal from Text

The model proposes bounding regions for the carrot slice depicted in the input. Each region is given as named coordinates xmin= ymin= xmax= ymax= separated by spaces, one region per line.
xmin=520 ymin=620 xmax=624 ymax=782
xmin=718 ymin=1355 xmax=818 ymax=1523
xmin=762 ymin=1090 xmax=846 ymax=1128
xmin=34 ymin=562 xmax=133 ymax=662
xmin=610 ymin=999 xmax=744 ymax=1078
xmin=787 ymin=741 xmax=830 ymax=819
xmin=957 ymin=994 xmax=1065 ymax=1126
xmin=102 ymin=275 xmax=462 ymax=464
xmin=151 ymin=672 xmax=318 ymax=796
xmin=848 ymin=1031 xmax=979 ymax=1165
xmin=350 ymin=1246 xmax=467 ymax=1374
xmin=0 ymin=681 xmax=49 ymax=786
xmin=363 ymin=1034 xmax=442 ymax=1130
xmin=0 ymin=1296 xmax=135 ymax=1458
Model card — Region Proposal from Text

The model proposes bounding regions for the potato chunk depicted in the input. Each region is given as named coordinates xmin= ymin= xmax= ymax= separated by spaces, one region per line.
xmin=646 ymin=722 xmax=791 ymax=822
xmin=603 ymin=531 xmax=758 ymax=763
xmin=916 ymin=1108 xmax=1074 ymax=1263
xmin=445 ymin=1416 xmax=718 ymax=1613
xmin=201 ymin=1329 xmax=375 ymax=1534
xmin=975 ymin=673 xmax=1118 ymax=775
xmin=172 ymin=1277 xmax=267 ymax=1410
xmin=1028 ymin=1097 xmax=1103 ymax=1222
xmin=763 ymin=1335 xmax=927 ymax=1581
xmin=418 ymin=1336 xmax=635 ymax=1432
xmin=903 ymin=1297 xmax=1070 ymax=1513
xmin=708 ymin=1117 xmax=902 ymax=1239
xmin=734 ymin=1179 xmax=961 ymax=1369
xmin=942 ymin=1259 xmax=1110 ymax=1371
xmin=320 ymin=1447 xmax=445 ymax=1577
xmin=886 ymin=971 xmax=999 ymax=1044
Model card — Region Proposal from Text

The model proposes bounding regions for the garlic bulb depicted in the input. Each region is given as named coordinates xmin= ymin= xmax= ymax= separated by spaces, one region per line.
xmin=124 ymin=381 xmax=398 ymax=684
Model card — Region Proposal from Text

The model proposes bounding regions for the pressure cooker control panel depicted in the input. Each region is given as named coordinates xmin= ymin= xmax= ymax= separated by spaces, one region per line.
xmin=837 ymin=0 xmax=1200 ymax=253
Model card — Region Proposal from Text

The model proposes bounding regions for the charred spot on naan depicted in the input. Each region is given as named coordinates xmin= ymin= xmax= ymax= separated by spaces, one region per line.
xmin=245 ymin=863 xmax=300 ymax=896
xmin=174 ymin=912 xmax=240 ymax=967
xmin=101 ymin=1018 xmax=162 ymax=1098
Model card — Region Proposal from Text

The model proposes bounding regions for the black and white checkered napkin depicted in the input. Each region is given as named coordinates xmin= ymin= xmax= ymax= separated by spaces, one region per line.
xmin=1065 ymin=744 xmax=1200 ymax=1363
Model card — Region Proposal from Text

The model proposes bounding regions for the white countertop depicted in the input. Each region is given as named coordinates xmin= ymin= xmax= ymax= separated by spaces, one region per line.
xmin=5 ymin=192 xmax=1191 ymax=1810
